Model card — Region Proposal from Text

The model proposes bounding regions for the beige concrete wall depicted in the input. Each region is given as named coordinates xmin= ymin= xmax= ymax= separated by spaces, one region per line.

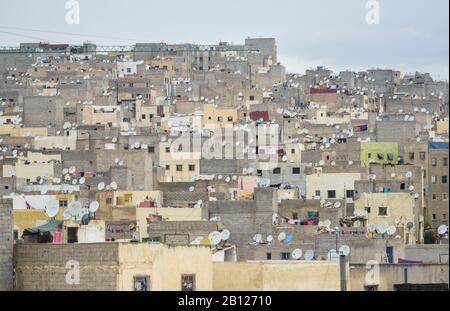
xmin=213 ymin=261 xmax=343 ymax=291
xmin=117 ymin=244 xmax=213 ymax=291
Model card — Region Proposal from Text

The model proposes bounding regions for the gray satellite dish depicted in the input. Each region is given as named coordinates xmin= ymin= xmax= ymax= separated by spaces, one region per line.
xmin=89 ymin=201 xmax=100 ymax=213
xmin=81 ymin=214 xmax=90 ymax=226
xmin=304 ymin=250 xmax=315 ymax=261
xmin=406 ymin=222 xmax=414 ymax=230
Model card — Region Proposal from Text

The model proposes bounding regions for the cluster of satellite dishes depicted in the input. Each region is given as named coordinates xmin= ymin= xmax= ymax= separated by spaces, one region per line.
xmin=45 ymin=197 xmax=100 ymax=226
xmin=98 ymin=181 xmax=118 ymax=191
xmin=191 ymin=229 xmax=231 ymax=246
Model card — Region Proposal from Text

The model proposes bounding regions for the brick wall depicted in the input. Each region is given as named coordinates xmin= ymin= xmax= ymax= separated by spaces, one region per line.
xmin=0 ymin=199 xmax=13 ymax=291
xmin=14 ymin=243 xmax=119 ymax=291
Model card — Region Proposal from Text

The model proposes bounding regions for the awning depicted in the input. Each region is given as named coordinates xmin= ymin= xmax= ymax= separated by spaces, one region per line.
xmin=23 ymin=220 xmax=63 ymax=236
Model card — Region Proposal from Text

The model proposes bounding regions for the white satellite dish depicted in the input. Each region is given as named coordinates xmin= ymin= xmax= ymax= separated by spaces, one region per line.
xmin=45 ymin=199 xmax=60 ymax=218
xmin=292 ymin=249 xmax=303 ymax=260
xmin=327 ymin=250 xmax=339 ymax=261
xmin=97 ymin=182 xmax=105 ymax=191
xmin=278 ymin=232 xmax=287 ymax=241
xmin=266 ymin=235 xmax=274 ymax=243
xmin=62 ymin=168 xmax=69 ymax=175
xmin=387 ymin=226 xmax=397 ymax=236
xmin=367 ymin=223 xmax=376 ymax=233
xmin=438 ymin=225 xmax=448 ymax=235
xmin=189 ymin=186 xmax=195 ymax=192
xmin=209 ymin=231 xmax=222 ymax=246
xmin=110 ymin=181 xmax=118 ymax=190
xmin=319 ymin=160 xmax=325 ymax=166
xmin=406 ymin=171 xmax=413 ymax=179
xmin=333 ymin=201 xmax=342 ymax=209
xmin=62 ymin=209 xmax=72 ymax=221
xmin=68 ymin=201 xmax=82 ymax=216
xmin=323 ymin=220 xmax=332 ymax=228
xmin=68 ymin=166 xmax=76 ymax=174
xmin=339 ymin=245 xmax=351 ymax=256
xmin=253 ymin=234 xmax=263 ymax=243
xmin=391 ymin=172 xmax=396 ymax=178
xmin=408 ymin=185 xmax=415 ymax=192
xmin=89 ymin=201 xmax=100 ymax=213
xmin=220 ymin=229 xmax=230 ymax=241
xmin=79 ymin=177 xmax=86 ymax=185
xmin=304 ymin=250 xmax=315 ymax=261
xmin=377 ymin=223 xmax=388 ymax=234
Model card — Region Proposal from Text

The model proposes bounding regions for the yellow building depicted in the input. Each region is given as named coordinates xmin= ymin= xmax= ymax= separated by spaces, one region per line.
xmin=159 ymin=142 xmax=201 ymax=182
xmin=305 ymin=172 xmax=361 ymax=200
xmin=203 ymin=104 xmax=237 ymax=129
xmin=82 ymin=105 xmax=121 ymax=126
xmin=360 ymin=142 xmax=398 ymax=167
xmin=354 ymin=193 xmax=418 ymax=244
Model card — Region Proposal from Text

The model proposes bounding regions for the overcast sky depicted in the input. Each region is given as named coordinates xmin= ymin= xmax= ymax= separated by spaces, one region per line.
xmin=0 ymin=0 xmax=448 ymax=80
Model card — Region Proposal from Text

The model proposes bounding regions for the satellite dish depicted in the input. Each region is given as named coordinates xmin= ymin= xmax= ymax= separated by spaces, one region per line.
xmin=68 ymin=201 xmax=82 ymax=216
xmin=89 ymin=201 xmax=100 ymax=213
xmin=333 ymin=201 xmax=342 ymax=208
xmin=367 ymin=223 xmax=376 ymax=233
xmin=45 ymin=199 xmax=60 ymax=218
xmin=323 ymin=220 xmax=332 ymax=228
xmin=292 ymin=249 xmax=303 ymax=260
xmin=97 ymin=182 xmax=105 ymax=191
xmin=220 ymin=229 xmax=230 ymax=241
xmin=406 ymin=171 xmax=413 ymax=179
xmin=327 ymin=250 xmax=339 ymax=261
xmin=110 ymin=181 xmax=118 ymax=190
xmin=189 ymin=186 xmax=195 ymax=192
xmin=377 ymin=223 xmax=388 ymax=234
xmin=266 ymin=235 xmax=273 ymax=243
xmin=253 ymin=234 xmax=263 ymax=243
xmin=278 ymin=232 xmax=286 ymax=241
xmin=79 ymin=177 xmax=86 ymax=185
xmin=208 ymin=231 xmax=222 ymax=246
xmin=339 ymin=245 xmax=351 ymax=256
xmin=406 ymin=222 xmax=414 ymax=230
xmin=438 ymin=225 xmax=448 ymax=235
xmin=76 ymin=208 xmax=90 ymax=222
xmin=68 ymin=166 xmax=76 ymax=174
xmin=304 ymin=250 xmax=315 ymax=261
xmin=62 ymin=209 xmax=72 ymax=221
xmin=62 ymin=168 xmax=69 ymax=175
xmin=81 ymin=214 xmax=90 ymax=226
xmin=387 ymin=226 xmax=397 ymax=236
xmin=408 ymin=185 xmax=415 ymax=192
xmin=319 ymin=160 xmax=325 ymax=166
xmin=395 ymin=218 xmax=401 ymax=225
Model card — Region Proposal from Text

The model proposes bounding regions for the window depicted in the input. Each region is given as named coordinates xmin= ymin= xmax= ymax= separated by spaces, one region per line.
xmin=227 ymin=116 xmax=233 ymax=122
xmin=346 ymin=190 xmax=354 ymax=198
xmin=59 ymin=200 xmax=68 ymax=208
xmin=292 ymin=167 xmax=300 ymax=175
xmin=281 ymin=252 xmax=291 ymax=260
xmin=134 ymin=276 xmax=150 ymax=291
xmin=266 ymin=253 xmax=272 ymax=260
xmin=387 ymin=153 xmax=394 ymax=161
xmin=141 ymin=114 xmax=146 ymax=120
xmin=315 ymin=190 xmax=321 ymax=197
xmin=431 ymin=176 xmax=437 ymax=184
xmin=67 ymin=227 xmax=78 ymax=243
xmin=444 ymin=158 xmax=449 ymax=167
xmin=257 ymin=170 xmax=263 ymax=177
xmin=378 ymin=207 xmax=388 ymax=216
xmin=273 ymin=168 xmax=281 ymax=174
xmin=432 ymin=193 xmax=437 ymax=200
xmin=165 ymin=147 xmax=171 ymax=153
xmin=4 ymin=185 xmax=8 ymax=190
xmin=419 ymin=152 xmax=426 ymax=161
xmin=328 ymin=190 xmax=336 ymax=199
xmin=189 ymin=165 xmax=195 ymax=172
xmin=13 ymin=229 xmax=19 ymax=241
xmin=442 ymin=176 xmax=448 ymax=184
xmin=148 ymin=146 xmax=155 ymax=153
xmin=292 ymin=213 xmax=299 ymax=220
xmin=377 ymin=153 xmax=385 ymax=160
xmin=165 ymin=165 xmax=170 ymax=170
xmin=364 ymin=285 xmax=379 ymax=291
xmin=217 ymin=116 xmax=223 ymax=122
xmin=176 ymin=165 xmax=183 ymax=172
xmin=365 ymin=207 xmax=371 ymax=214
xmin=400 ymin=183 xmax=406 ymax=190
xmin=367 ymin=153 xmax=372 ymax=159
xmin=443 ymin=193 xmax=448 ymax=201
xmin=409 ymin=152 xmax=415 ymax=160
xmin=432 ymin=158 xmax=438 ymax=166
xmin=149 ymin=114 xmax=154 ymax=119
xmin=106 ymin=197 xmax=113 ymax=204
xmin=433 ymin=214 xmax=437 ymax=220
xmin=291 ymin=149 xmax=296 ymax=154
xmin=249 ymin=95 xmax=255 ymax=101
xmin=181 ymin=275 xmax=195 ymax=291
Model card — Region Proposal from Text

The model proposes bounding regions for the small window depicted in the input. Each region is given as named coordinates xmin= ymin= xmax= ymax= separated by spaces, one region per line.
xmin=59 ymin=200 xmax=68 ymax=207
xmin=432 ymin=193 xmax=437 ymax=200
xmin=181 ymin=275 xmax=195 ymax=291
xmin=378 ymin=207 xmax=388 ymax=216
xmin=165 ymin=165 xmax=170 ymax=170
xmin=432 ymin=158 xmax=438 ymax=166
xmin=346 ymin=190 xmax=354 ymax=198
xmin=141 ymin=114 xmax=146 ymax=120
xmin=292 ymin=213 xmax=299 ymax=220
xmin=291 ymin=149 xmax=296 ymax=154
xmin=442 ymin=176 xmax=448 ymax=184
xmin=377 ymin=153 xmax=385 ymax=160
xmin=249 ymin=95 xmax=255 ymax=101
xmin=443 ymin=193 xmax=448 ymax=201
xmin=387 ymin=153 xmax=394 ymax=161
xmin=134 ymin=276 xmax=150 ymax=291
xmin=315 ymin=190 xmax=321 ymax=197
xmin=148 ymin=146 xmax=155 ymax=153
xmin=13 ymin=229 xmax=19 ymax=241
xmin=165 ymin=147 xmax=171 ymax=153
xmin=400 ymin=183 xmax=406 ymax=190
xmin=217 ymin=116 xmax=223 ymax=122
xmin=227 ymin=116 xmax=233 ymax=122
xmin=281 ymin=252 xmax=291 ymax=260
xmin=419 ymin=152 xmax=426 ymax=161
xmin=443 ymin=158 xmax=449 ymax=167
xmin=273 ymin=168 xmax=281 ymax=174
xmin=409 ymin=152 xmax=415 ymax=160
xmin=433 ymin=214 xmax=437 ymax=220
xmin=365 ymin=207 xmax=371 ymax=214
xmin=292 ymin=167 xmax=300 ymax=175
xmin=328 ymin=190 xmax=336 ymax=199
xmin=257 ymin=170 xmax=263 ymax=177
xmin=266 ymin=253 xmax=272 ymax=260
xmin=431 ymin=176 xmax=437 ymax=184
xmin=176 ymin=165 xmax=183 ymax=172
xmin=367 ymin=153 xmax=372 ymax=159
xmin=188 ymin=165 xmax=195 ymax=172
